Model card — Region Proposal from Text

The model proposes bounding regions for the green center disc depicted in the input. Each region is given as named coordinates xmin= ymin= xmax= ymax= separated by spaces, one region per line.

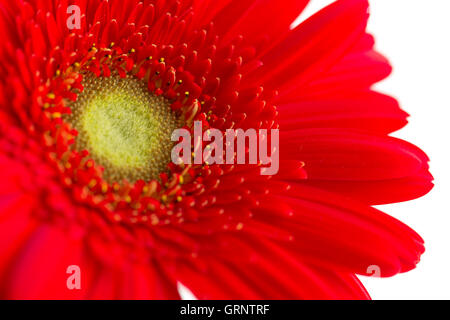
xmin=66 ymin=74 xmax=182 ymax=183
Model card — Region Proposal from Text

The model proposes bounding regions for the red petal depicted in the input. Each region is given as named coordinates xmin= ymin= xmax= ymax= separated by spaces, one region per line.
xmin=251 ymin=185 xmax=424 ymax=277
xmin=212 ymin=0 xmax=309 ymax=47
xmin=244 ymin=0 xmax=369 ymax=96
xmin=278 ymin=91 xmax=408 ymax=134
xmin=279 ymin=34 xmax=392 ymax=103
xmin=280 ymin=129 xmax=429 ymax=181
xmin=1 ymin=225 xmax=95 ymax=299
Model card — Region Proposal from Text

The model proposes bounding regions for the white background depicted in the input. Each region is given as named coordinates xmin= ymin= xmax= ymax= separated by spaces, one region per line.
xmin=295 ymin=0 xmax=450 ymax=299
xmin=180 ymin=0 xmax=450 ymax=300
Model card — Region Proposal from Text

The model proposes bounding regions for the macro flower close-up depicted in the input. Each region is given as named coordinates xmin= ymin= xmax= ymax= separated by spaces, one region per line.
xmin=0 ymin=0 xmax=434 ymax=300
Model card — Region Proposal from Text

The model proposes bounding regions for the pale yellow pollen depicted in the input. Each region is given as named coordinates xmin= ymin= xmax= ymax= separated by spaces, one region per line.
xmin=66 ymin=73 xmax=183 ymax=183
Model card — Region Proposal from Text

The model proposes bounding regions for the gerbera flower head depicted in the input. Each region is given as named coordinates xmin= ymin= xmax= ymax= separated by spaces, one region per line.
xmin=0 ymin=0 xmax=433 ymax=299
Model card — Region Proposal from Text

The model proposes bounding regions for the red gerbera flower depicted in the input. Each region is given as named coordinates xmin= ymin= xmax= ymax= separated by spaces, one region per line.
xmin=0 ymin=0 xmax=433 ymax=299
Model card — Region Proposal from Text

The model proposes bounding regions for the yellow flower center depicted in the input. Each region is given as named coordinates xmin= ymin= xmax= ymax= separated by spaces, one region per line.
xmin=66 ymin=74 xmax=182 ymax=183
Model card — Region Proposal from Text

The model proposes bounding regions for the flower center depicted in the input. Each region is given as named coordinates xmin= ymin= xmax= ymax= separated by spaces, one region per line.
xmin=66 ymin=74 xmax=183 ymax=183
